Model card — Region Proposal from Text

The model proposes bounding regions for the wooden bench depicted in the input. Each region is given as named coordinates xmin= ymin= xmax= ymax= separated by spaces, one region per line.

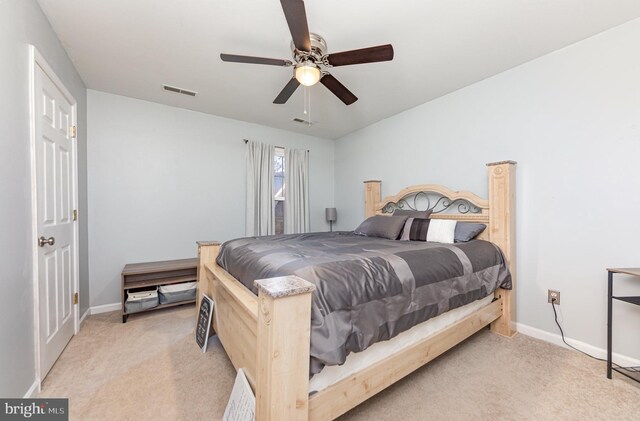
xmin=121 ymin=258 xmax=198 ymax=322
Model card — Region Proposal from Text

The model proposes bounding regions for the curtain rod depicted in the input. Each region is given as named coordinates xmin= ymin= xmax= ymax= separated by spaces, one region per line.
xmin=243 ymin=139 xmax=309 ymax=152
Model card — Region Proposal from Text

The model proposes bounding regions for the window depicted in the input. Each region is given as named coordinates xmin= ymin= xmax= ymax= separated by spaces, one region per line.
xmin=274 ymin=147 xmax=285 ymax=235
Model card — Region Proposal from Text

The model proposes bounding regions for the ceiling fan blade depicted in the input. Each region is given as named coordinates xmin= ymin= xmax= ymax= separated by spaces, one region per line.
xmin=280 ymin=0 xmax=311 ymax=52
xmin=326 ymin=44 xmax=394 ymax=67
xmin=273 ymin=77 xmax=301 ymax=104
xmin=320 ymin=74 xmax=358 ymax=105
xmin=220 ymin=53 xmax=292 ymax=67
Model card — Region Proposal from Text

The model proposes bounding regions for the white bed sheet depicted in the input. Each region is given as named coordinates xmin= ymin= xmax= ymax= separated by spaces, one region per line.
xmin=309 ymin=294 xmax=494 ymax=393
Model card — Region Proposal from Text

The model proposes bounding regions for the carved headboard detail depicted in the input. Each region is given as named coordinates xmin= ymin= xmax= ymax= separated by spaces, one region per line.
xmin=371 ymin=183 xmax=490 ymax=230
xmin=377 ymin=184 xmax=488 ymax=215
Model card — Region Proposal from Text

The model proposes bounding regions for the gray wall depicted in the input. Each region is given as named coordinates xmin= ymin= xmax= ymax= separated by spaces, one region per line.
xmin=334 ymin=18 xmax=640 ymax=360
xmin=0 ymin=0 xmax=88 ymax=397
xmin=87 ymin=90 xmax=334 ymax=307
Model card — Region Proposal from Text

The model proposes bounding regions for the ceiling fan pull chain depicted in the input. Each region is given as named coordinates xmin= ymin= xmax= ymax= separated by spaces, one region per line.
xmin=308 ymin=87 xmax=312 ymax=126
xmin=303 ymin=85 xmax=308 ymax=115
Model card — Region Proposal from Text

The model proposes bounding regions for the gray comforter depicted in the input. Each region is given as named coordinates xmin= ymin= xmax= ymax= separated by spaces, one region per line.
xmin=216 ymin=232 xmax=511 ymax=375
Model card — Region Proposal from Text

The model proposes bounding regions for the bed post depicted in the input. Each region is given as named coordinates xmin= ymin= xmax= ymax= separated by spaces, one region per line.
xmin=487 ymin=161 xmax=517 ymax=337
xmin=196 ymin=241 xmax=220 ymax=322
xmin=254 ymin=276 xmax=316 ymax=421
xmin=364 ymin=180 xmax=382 ymax=217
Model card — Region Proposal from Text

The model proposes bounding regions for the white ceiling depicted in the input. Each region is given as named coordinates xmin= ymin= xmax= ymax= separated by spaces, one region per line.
xmin=38 ymin=0 xmax=640 ymax=139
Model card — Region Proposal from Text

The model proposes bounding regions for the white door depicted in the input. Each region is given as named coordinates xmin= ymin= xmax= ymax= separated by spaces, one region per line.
xmin=34 ymin=60 xmax=77 ymax=379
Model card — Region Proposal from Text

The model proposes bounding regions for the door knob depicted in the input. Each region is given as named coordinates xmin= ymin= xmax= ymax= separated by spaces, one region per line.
xmin=39 ymin=236 xmax=55 ymax=247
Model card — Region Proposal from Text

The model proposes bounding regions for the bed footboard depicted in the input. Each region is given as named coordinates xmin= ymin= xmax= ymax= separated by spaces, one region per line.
xmin=255 ymin=276 xmax=315 ymax=420
xmin=197 ymin=242 xmax=315 ymax=421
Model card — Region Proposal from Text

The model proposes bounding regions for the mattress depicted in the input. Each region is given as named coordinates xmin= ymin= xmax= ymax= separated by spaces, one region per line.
xmin=217 ymin=231 xmax=511 ymax=374
xmin=309 ymin=294 xmax=494 ymax=393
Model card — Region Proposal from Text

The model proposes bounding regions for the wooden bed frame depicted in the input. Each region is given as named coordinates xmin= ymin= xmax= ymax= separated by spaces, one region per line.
xmin=196 ymin=161 xmax=516 ymax=420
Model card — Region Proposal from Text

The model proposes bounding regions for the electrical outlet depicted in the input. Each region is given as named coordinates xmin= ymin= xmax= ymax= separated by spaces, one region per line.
xmin=548 ymin=289 xmax=561 ymax=305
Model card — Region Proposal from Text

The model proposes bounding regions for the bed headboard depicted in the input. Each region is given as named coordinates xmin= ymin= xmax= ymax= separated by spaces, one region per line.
xmin=363 ymin=161 xmax=517 ymax=337
xmin=370 ymin=182 xmax=490 ymax=239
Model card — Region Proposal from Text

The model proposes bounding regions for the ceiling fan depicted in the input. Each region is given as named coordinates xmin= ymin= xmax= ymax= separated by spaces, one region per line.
xmin=220 ymin=0 xmax=394 ymax=106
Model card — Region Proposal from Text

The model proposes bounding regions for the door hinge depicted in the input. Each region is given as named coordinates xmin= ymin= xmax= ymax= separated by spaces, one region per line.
xmin=73 ymin=209 xmax=78 ymax=221
xmin=73 ymin=292 xmax=78 ymax=305
xmin=70 ymin=125 xmax=77 ymax=138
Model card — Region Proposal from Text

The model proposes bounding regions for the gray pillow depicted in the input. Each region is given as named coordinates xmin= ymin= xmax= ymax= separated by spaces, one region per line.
xmin=393 ymin=209 xmax=432 ymax=219
xmin=454 ymin=222 xmax=487 ymax=242
xmin=355 ymin=215 xmax=408 ymax=240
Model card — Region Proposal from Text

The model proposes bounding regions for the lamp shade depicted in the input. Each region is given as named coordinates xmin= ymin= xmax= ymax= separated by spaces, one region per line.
xmin=295 ymin=62 xmax=321 ymax=86
xmin=325 ymin=207 xmax=337 ymax=222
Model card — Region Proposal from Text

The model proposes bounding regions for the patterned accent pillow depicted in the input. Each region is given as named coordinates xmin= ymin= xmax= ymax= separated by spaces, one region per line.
xmin=399 ymin=218 xmax=429 ymax=241
xmin=400 ymin=218 xmax=457 ymax=243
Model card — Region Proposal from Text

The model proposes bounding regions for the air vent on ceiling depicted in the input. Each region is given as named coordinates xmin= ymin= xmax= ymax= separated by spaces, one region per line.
xmin=292 ymin=117 xmax=313 ymax=126
xmin=162 ymin=84 xmax=197 ymax=97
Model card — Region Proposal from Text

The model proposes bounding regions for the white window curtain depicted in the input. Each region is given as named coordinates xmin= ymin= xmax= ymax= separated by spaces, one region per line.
xmin=284 ymin=148 xmax=310 ymax=234
xmin=246 ymin=140 xmax=275 ymax=236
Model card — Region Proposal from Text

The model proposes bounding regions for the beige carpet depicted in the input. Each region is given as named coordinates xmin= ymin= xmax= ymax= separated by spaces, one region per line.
xmin=38 ymin=306 xmax=640 ymax=420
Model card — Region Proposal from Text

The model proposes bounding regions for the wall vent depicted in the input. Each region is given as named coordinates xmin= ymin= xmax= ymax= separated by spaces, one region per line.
xmin=292 ymin=117 xmax=313 ymax=126
xmin=162 ymin=84 xmax=197 ymax=97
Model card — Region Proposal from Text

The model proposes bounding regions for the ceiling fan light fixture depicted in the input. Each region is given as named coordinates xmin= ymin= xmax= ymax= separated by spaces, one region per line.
xmin=295 ymin=62 xmax=321 ymax=86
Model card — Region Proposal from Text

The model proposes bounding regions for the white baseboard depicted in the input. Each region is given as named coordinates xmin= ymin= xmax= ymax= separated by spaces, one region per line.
xmin=89 ymin=302 xmax=120 ymax=315
xmin=23 ymin=378 xmax=40 ymax=398
xmin=516 ymin=322 xmax=640 ymax=367
xmin=79 ymin=308 xmax=90 ymax=325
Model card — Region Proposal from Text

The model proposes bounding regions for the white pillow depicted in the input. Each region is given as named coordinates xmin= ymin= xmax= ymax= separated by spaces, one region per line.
xmin=426 ymin=220 xmax=457 ymax=244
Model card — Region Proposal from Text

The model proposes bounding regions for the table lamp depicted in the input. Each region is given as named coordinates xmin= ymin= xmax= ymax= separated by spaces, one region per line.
xmin=326 ymin=207 xmax=337 ymax=232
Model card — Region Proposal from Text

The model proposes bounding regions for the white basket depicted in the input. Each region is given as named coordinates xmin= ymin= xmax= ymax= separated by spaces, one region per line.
xmin=125 ymin=288 xmax=159 ymax=313
xmin=128 ymin=288 xmax=158 ymax=301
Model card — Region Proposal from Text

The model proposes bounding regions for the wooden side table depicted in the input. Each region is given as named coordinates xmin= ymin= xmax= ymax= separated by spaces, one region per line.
xmin=607 ymin=267 xmax=640 ymax=383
